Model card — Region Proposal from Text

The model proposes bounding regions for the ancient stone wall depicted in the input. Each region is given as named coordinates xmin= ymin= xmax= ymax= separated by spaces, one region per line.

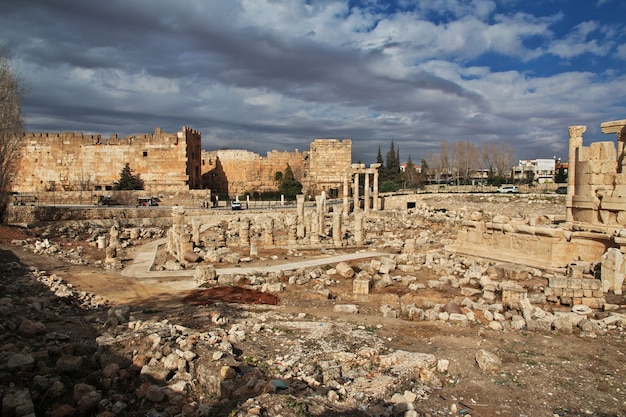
xmin=303 ymin=139 xmax=352 ymax=198
xmin=201 ymin=149 xmax=305 ymax=198
xmin=201 ymin=139 xmax=352 ymax=199
xmin=11 ymin=126 xmax=202 ymax=194
xmin=568 ymin=120 xmax=626 ymax=228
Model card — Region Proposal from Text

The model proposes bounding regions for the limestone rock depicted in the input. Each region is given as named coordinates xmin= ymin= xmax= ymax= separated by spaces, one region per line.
xmin=475 ymin=349 xmax=501 ymax=371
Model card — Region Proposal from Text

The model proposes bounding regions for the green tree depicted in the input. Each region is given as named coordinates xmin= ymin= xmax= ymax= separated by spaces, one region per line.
xmin=113 ymin=163 xmax=144 ymax=190
xmin=379 ymin=180 xmax=400 ymax=193
xmin=555 ymin=165 xmax=567 ymax=183
xmin=278 ymin=164 xmax=302 ymax=199
xmin=0 ymin=48 xmax=26 ymax=217
xmin=403 ymin=154 xmax=418 ymax=189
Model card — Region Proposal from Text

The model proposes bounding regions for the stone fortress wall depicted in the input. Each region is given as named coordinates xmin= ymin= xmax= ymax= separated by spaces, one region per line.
xmin=12 ymin=125 xmax=353 ymax=202
xmin=201 ymin=148 xmax=306 ymax=198
xmin=303 ymin=139 xmax=353 ymax=197
xmin=12 ymin=127 xmax=202 ymax=194
xmin=201 ymin=139 xmax=353 ymax=199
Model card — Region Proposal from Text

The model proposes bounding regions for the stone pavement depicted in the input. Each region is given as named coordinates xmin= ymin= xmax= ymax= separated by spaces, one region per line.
xmin=121 ymin=238 xmax=388 ymax=279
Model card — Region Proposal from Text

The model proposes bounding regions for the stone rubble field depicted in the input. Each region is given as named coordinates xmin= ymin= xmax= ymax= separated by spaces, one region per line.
xmin=1 ymin=193 xmax=626 ymax=417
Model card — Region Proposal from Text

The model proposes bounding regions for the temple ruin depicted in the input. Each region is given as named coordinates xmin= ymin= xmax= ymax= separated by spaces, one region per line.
xmin=12 ymin=127 xmax=203 ymax=193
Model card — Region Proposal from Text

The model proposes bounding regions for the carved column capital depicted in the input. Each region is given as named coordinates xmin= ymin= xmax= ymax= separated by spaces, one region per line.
xmin=568 ymin=125 xmax=587 ymax=139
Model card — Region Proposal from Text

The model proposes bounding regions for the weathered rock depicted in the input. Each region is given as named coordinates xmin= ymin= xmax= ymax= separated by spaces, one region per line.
xmin=475 ymin=349 xmax=501 ymax=371
xmin=335 ymin=262 xmax=355 ymax=278
xmin=56 ymin=355 xmax=83 ymax=372
xmin=333 ymin=304 xmax=359 ymax=313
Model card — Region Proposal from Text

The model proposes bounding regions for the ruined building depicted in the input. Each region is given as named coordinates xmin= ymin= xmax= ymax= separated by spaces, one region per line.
xmin=201 ymin=149 xmax=306 ymax=198
xmin=450 ymin=118 xmax=626 ymax=273
xmin=11 ymin=126 xmax=355 ymax=202
xmin=202 ymin=139 xmax=353 ymax=198
xmin=12 ymin=127 xmax=202 ymax=194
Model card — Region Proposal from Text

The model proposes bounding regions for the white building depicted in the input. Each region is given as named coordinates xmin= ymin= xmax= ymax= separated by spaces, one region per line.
xmin=513 ymin=158 xmax=558 ymax=183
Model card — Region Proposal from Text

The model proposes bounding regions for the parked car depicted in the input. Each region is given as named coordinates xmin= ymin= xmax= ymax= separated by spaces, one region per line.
xmin=231 ymin=201 xmax=242 ymax=210
xmin=496 ymin=185 xmax=519 ymax=193
xmin=555 ymin=186 xmax=567 ymax=194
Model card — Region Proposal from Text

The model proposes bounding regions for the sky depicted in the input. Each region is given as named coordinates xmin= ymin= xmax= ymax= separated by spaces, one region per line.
xmin=2 ymin=0 xmax=626 ymax=165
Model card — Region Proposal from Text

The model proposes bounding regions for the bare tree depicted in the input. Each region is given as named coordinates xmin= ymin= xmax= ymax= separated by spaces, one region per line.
xmin=0 ymin=48 xmax=25 ymax=216
xmin=481 ymin=142 xmax=514 ymax=182
xmin=493 ymin=142 xmax=514 ymax=179
xmin=451 ymin=140 xmax=479 ymax=184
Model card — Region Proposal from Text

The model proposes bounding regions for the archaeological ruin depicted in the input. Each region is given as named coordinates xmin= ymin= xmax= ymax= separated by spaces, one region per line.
xmin=12 ymin=126 xmax=203 ymax=194
xmin=2 ymin=120 xmax=626 ymax=417
xmin=11 ymin=126 xmax=356 ymax=205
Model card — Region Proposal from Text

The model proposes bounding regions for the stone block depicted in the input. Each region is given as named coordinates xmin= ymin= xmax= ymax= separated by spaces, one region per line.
xmin=526 ymin=319 xmax=552 ymax=332
xmin=334 ymin=304 xmax=359 ymax=314
xmin=549 ymin=276 xmax=568 ymax=289
xmin=353 ymin=279 xmax=371 ymax=295
xmin=580 ymin=297 xmax=605 ymax=309
xmin=567 ymin=279 xmax=582 ymax=289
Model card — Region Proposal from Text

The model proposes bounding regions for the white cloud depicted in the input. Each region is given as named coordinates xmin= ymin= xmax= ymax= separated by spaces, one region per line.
xmin=548 ymin=20 xmax=613 ymax=58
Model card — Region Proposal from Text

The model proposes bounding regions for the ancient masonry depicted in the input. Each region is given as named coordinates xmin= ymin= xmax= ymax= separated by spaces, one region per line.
xmin=201 ymin=149 xmax=306 ymax=198
xmin=12 ymin=127 xmax=202 ymax=194
xmin=449 ymin=118 xmax=626 ymax=308
xmin=13 ymin=127 xmax=355 ymax=200
xmin=202 ymin=139 xmax=353 ymax=199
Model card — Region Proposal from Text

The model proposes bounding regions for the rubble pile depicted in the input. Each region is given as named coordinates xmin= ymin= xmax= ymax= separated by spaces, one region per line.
xmin=0 ymin=259 xmax=446 ymax=417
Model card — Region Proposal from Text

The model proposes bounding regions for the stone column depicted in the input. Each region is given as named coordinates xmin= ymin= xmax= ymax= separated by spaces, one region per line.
xmin=364 ymin=172 xmax=370 ymax=212
xmin=567 ymin=125 xmax=586 ymax=222
xmin=310 ymin=209 xmax=320 ymax=243
xmin=343 ymin=173 xmax=350 ymax=214
xmin=354 ymin=172 xmax=360 ymax=211
xmin=191 ymin=218 xmax=201 ymax=247
xmin=373 ymin=170 xmax=379 ymax=210
xmin=316 ymin=195 xmax=325 ymax=236
xmin=263 ymin=218 xmax=274 ymax=247
xmin=601 ymin=248 xmax=625 ymax=295
xmin=332 ymin=209 xmax=342 ymax=247
xmin=296 ymin=194 xmax=305 ymax=238
xmin=354 ymin=212 xmax=364 ymax=246
xmin=286 ymin=214 xmax=297 ymax=247
xmin=239 ymin=218 xmax=250 ymax=247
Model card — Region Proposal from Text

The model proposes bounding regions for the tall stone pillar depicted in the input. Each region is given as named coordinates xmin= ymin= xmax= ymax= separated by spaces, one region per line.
xmin=239 ymin=218 xmax=250 ymax=247
xmin=343 ymin=173 xmax=350 ymax=214
xmin=316 ymin=194 xmax=326 ymax=236
xmin=567 ymin=125 xmax=586 ymax=222
xmin=373 ymin=171 xmax=379 ymax=210
xmin=263 ymin=218 xmax=274 ymax=247
xmin=354 ymin=172 xmax=360 ymax=211
xmin=332 ymin=209 xmax=342 ymax=247
xmin=296 ymin=194 xmax=305 ymax=238
xmin=364 ymin=172 xmax=370 ymax=213
xmin=354 ymin=212 xmax=364 ymax=246
xmin=286 ymin=214 xmax=297 ymax=247
xmin=191 ymin=218 xmax=201 ymax=246
xmin=310 ymin=209 xmax=320 ymax=243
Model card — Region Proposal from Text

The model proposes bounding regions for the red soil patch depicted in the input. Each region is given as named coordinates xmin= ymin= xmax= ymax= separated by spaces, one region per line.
xmin=183 ymin=287 xmax=280 ymax=306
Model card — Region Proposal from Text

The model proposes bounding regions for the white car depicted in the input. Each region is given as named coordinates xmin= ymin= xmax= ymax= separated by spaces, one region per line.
xmin=496 ymin=185 xmax=519 ymax=193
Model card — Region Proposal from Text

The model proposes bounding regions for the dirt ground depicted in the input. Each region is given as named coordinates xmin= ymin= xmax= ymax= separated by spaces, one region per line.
xmin=1 ymin=223 xmax=625 ymax=417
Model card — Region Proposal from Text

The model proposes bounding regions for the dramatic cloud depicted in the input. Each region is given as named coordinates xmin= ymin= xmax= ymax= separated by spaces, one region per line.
xmin=2 ymin=0 xmax=626 ymax=164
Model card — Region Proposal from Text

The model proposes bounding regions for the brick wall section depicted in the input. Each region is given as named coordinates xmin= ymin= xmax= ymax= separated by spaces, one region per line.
xmin=12 ymin=127 xmax=201 ymax=194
